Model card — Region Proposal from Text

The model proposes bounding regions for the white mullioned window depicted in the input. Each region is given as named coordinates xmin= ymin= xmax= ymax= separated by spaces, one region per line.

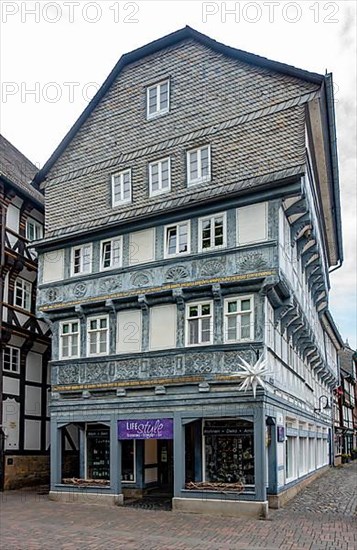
xmin=187 ymin=145 xmax=211 ymax=186
xmin=146 ymin=79 xmax=170 ymax=119
xmin=164 ymin=221 xmax=190 ymax=257
xmin=87 ymin=315 xmax=109 ymax=356
xmin=100 ymin=237 xmax=122 ymax=271
xmin=186 ymin=301 xmax=213 ymax=346
xmin=112 ymin=169 xmax=132 ymax=206
xmin=60 ymin=320 xmax=80 ymax=359
xmin=14 ymin=277 xmax=32 ymax=310
xmin=26 ymin=218 xmax=43 ymax=241
xmin=71 ymin=244 xmax=92 ymax=276
xmin=224 ymin=296 xmax=254 ymax=342
xmin=149 ymin=158 xmax=171 ymax=196
xmin=198 ymin=212 xmax=226 ymax=252
xmin=3 ymin=346 xmax=20 ymax=373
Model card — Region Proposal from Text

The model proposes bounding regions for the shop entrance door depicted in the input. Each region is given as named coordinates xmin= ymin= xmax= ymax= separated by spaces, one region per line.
xmin=157 ymin=440 xmax=173 ymax=495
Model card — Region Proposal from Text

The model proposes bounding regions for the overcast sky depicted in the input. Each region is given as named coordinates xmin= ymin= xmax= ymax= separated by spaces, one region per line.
xmin=1 ymin=0 xmax=356 ymax=348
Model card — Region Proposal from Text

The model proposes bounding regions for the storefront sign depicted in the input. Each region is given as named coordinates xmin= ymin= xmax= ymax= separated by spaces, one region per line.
xmin=277 ymin=426 xmax=285 ymax=442
xmin=203 ymin=426 xmax=254 ymax=436
xmin=118 ymin=419 xmax=173 ymax=440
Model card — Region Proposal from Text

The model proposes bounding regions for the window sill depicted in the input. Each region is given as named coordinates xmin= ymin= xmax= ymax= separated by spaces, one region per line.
xmin=187 ymin=177 xmax=211 ymax=187
xmin=146 ymin=109 xmax=169 ymax=121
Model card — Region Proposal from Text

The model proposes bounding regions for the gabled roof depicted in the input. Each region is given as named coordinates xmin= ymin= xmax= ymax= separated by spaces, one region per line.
xmin=33 ymin=25 xmax=324 ymax=187
xmin=0 ymin=134 xmax=44 ymax=206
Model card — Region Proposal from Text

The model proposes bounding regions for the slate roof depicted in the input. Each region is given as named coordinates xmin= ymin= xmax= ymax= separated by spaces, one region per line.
xmin=339 ymin=344 xmax=357 ymax=378
xmin=33 ymin=26 xmax=324 ymax=187
xmin=0 ymin=135 xmax=44 ymax=206
xmin=30 ymin=26 xmax=342 ymax=262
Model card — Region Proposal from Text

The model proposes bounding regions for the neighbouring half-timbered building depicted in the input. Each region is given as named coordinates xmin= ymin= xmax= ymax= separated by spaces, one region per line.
xmin=0 ymin=135 xmax=51 ymax=490
xmin=33 ymin=27 xmax=343 ymax=516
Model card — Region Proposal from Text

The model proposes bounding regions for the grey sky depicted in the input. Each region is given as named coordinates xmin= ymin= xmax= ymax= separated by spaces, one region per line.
xmin=1 ymin=0 xmax=356 ymax=347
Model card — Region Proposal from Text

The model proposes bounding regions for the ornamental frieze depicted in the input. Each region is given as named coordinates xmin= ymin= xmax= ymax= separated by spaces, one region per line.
xmin=237 ymin=252 xmax=268 ymax=273
xmin=185 ymin=353 xmax=214 ymax=374
xmin=99 ymin=276 xmax=122 ymax=293
xmin=131 ymin=272 xmax=151 ymax=288
xmin=165 ymin=265 xmax=190 ymax=282
xmin=149 ymin=356 xmax=175 ymax=378
xmin=223 ymin=350 xmax=258 ymax=373
xmin=200 ymin=259 xmax=225 ymax=277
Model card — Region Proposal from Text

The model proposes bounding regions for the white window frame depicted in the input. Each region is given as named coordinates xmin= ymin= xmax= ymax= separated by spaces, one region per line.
xmin=164 ymin=221 xmax=191 ymax=258
xmin=198 ymin=212 xmax=226 ymax=252
xmin=223 ymin=295 xmax=254 ymax=343
xmin=59 ymin=320 xmax=80 ymax=360
xmin=3 ymin=346 xmax=20 ymax=373
xmin=111 ymin=169 xmax=132 ymax=207
xmin=149 ymin=157 xmax=171 ymax=196
xmin=146 ymin=79 xmax=170 ymax=119
xmin=26 ymin=218 xmax=43 ymax=241
xmin=99 ymin=237 xmax=123 ymax=271
xmin=70 ymin=244 xmax=92 ymax=277
xmin=187 ymin=145 xmax=211 ymax=186
xmin=87 ymin=315 xmax=110 ymax=357
xmin=14 ymin=277 xmax=32 ymax=311
xmin=185 ymin=301 xmax=213 ymax=347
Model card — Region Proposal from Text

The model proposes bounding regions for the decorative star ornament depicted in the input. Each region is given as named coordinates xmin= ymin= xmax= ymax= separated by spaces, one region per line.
xmin=229 ymin=354 xmax=273 ymax=398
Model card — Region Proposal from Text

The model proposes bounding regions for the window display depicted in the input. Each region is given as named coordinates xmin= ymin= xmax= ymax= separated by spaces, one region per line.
xmin=204 ymin=419 xmax=255 ymax=485
xmin=87 ymin=426 xmax=110 ymax=480
xmin=122 ymin=440 xmax=135 ymax=481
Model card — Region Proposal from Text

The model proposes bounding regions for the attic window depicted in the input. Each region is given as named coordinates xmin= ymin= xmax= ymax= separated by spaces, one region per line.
xmin=146 ymin=80 xmax=170 ymax=119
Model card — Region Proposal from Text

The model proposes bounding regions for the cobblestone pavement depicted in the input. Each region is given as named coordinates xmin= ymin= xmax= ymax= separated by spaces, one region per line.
xmin=1 ymin=463 xmax=356 ymax=550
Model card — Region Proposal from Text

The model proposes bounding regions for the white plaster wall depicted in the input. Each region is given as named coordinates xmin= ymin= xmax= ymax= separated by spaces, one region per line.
xmin=237 ymin=202 xmax=267 ymax=245
xmin=24 ymin=419 xmax=41 ymax=450
xmin=149 ymin=304 xmax=177 ymax=350
xmin=3 ymin=398 xmax=20 ymax=450
xmin=117 ymin=309 xmax=142 ymax=353
xmin=6 ymin=204 xmax=20 ymax=245
xmin=129 ymin=228 xmax=155 ymax=265
xmin=3 ymin=376 xmax=20 ymax=396
xmin=25 ymin=385 xmax=42 ymax=416
xmin=42 ymin=249 xmax=64 ymax=282
xmin=26 ymin=351 xmax=42 ymax=383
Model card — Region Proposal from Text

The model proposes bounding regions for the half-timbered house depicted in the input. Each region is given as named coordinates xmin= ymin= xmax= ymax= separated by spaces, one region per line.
xmin=0 ymin=135 xmax=51 ymax=489
xmin=33 ymin=27 xmax=343 ymax=516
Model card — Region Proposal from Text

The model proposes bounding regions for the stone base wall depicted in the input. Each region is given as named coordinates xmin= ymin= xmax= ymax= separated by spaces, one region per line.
xmin=123 ymin=487 xmax=144 ymax=498
xmin=268 ymin=465 xmax=330 ymax=509
xmin=172 ymin=497 xmax=268 ymax=518
xmin=49 ymin=490 xmax=123 ymax=506
xmin=4 ymin=455 xmax=50 ymax=490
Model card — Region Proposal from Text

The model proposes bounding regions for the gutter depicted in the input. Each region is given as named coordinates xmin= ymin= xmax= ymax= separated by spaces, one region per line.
xmin=324 ymin=73 xmax=344 ymax=266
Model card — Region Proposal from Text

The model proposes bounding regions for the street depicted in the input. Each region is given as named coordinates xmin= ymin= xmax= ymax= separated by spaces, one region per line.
xmin=1 ymin=463 xmax=356 ymax=550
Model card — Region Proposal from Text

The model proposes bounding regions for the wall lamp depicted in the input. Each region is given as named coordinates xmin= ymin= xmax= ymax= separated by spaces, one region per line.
xmin=314 ymin=395 xmax=331 ymax=413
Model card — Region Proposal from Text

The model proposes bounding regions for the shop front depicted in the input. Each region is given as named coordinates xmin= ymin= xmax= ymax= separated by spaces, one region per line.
xmin=49 ymin=406 xmax=268 ymax=517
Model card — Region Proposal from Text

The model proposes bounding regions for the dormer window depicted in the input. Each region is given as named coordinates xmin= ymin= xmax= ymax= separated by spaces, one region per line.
xmin=187 ymin=145 xmax=211 ymax=186
xmin=146 ymin=80 xmax=170 ymax=119
xmin=149 ymin=157 xmax=171 ymax=196
xmin=112 ymin=169 xmax=132 ymax=206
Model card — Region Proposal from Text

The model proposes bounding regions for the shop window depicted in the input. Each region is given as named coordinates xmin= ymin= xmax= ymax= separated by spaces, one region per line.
xmin=285 ymin=435 xmax=297 ymax=481
xmin=122 ymin=440 xmax=135 ymax=482
xmin=86 ymin=426 xmax=110 ymax=480
xmin=203 ymin=419 xmax=255 ymax=485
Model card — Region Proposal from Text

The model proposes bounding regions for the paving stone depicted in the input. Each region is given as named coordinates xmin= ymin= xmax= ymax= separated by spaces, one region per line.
xmin=0 ymin=463 xmax=356 ymax=549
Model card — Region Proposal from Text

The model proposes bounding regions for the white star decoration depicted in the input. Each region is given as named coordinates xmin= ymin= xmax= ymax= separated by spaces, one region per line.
xmin=229 ymin=354 xmax=273 ymax=398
